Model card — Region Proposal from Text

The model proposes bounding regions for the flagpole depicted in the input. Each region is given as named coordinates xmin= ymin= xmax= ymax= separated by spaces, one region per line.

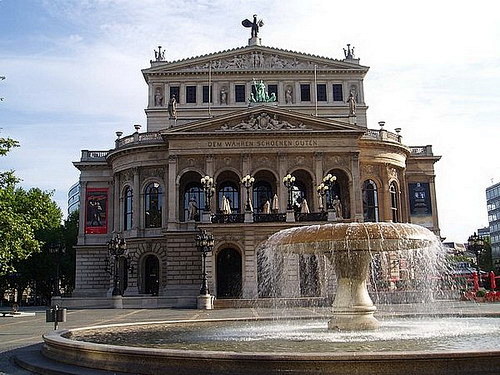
xmin=208 ymin=62 xmax=212 ymax=117
xmin=314 ymin=64 xmax=318 ymax=117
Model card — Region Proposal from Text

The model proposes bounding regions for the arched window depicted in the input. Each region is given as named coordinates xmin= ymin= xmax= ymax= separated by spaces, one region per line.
xmin=124 ymin=187 xmax=133 ymax=230
xmin=389 ymin=182 xmax=399 ymax=222
xmin=218 ymin=182 xmax=240 ymax=213
xmin=144 ymin=182 xmax=162 ymax=228
xmin=291 ymin=181 xmax=306 ymax=212
xmin=253 ymin=181 xmax=273 ymax=213
xmin=362 ymin=180 xmax=379 ymax=222
xmin=183 ymin=183 xmax=204 ymax=221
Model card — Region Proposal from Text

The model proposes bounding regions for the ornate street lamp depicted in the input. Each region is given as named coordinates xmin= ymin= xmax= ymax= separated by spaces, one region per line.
xmin=241 ymin=174 xmax=255 ymax=212
xmin=467 ymin=232 xmax=485 ymax=288
xmin=322 ymin=173 xmax=337 ymax=208
xmin=316 ymin=183 xmax=328 ymax=212
xmin=107 ymin=234 xmax=127 ymax=296
xmin=48 ymin=241 xmax=66 ymax=297
xmin=195 ymin=229 xmax=214 ymax=295
xmin=201 ymin=175 xmax=215 ymax=211
xmin=283 ymin=174 xmax=296 ymax=210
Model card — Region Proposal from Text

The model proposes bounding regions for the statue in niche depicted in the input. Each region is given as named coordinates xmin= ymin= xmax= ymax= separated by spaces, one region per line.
xmin=154 ymin=88 xmax=163 ymax=106
xmin=332 ymin=195 xmax=343 ymax=219
xmin=347 ymin=91 xmax=356 ymax=116
xmin=187 ymin=197 xmax=198 ymax=220
xmin=350 ymin=85 xmax=359 ymax=103
xmin=168 ymin=95 xmax=177 ymax=119
xmin=242 ymin=14 xmax=264 ymax=38
xmin=220 ymin=88 xmax=228 ymax=104
xmin=285 ymin=87 xmax=293 ymax=104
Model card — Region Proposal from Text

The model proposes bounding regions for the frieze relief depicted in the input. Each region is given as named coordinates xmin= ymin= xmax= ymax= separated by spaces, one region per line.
xmin=177 ymin=52 xmax=333 ymax=71
xmin=326 ymin=155 xmax=349 ymax=168
xmin=361 ymin=164 xmax=379 ymax=176
xmin=142 ymin=167 xmax=165 ymax=181
xmin=252 ymin=155 xmax=276 ymax=170
xmin=220 ymin=113 xmax=307 ymax=132
xmin=121 ymin=170 xmax=134 ymax=183
xmin=215 ymin=155 xmax=239 ymax=171
xmin=178 ymin=155 xmax=203 ymax=171
xmin=387 ymin=166 xmax=399 ymax=180
xmin=288 ymin=154 xmax=313 ymax=170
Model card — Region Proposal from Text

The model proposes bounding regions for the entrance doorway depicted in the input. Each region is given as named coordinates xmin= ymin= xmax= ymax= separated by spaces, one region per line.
xmin=216 ymin=248 xmax=242 ymax=298
xmin=144 ymin=254 xmax=159 ymax=295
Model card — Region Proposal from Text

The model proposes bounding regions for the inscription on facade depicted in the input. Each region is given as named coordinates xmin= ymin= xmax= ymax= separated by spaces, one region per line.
xmin=207 ymin=139 xmax=319 ymax=148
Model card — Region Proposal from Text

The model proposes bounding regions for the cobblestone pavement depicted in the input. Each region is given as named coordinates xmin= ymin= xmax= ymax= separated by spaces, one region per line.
xmin=1 ymin=301 xmax=499 ymax=374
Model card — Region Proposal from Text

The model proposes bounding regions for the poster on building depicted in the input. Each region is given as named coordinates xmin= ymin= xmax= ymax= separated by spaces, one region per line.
xmin=85 ymin=188 xmax=108 ymax=234
xmin=409 ymin=182 xmax=432 ymax=216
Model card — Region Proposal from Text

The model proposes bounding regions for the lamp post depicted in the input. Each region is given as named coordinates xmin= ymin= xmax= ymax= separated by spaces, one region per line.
xmin=322 ymin=173 xmax=337 ymax=208
xmin=468 ymin=232 xmax=485 ymax=288
xmin=48 ymin=241 xmax=66 ymax=297
xmin=107 ymin=234 xmax=127 ymax=296
xmin=195 ymin=229 xmax=214 ymax=296
xmin=241 ymin=174 xmax=255 ymax=212
xmin=283 ymin=174 xmax=296 ymax=210
xmin=201 ymin=175 xmax=215 ymax=211
xmin=316 ymin=183 xmax=328 ymax=212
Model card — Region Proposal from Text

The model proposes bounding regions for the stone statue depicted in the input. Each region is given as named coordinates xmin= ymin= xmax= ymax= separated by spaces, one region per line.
xmin=220 ymin=88 xmax=227 ymax=104
xmin=168 ymin=96 xmax=177 ymax=119
xmin=285 ymin=87 xmax=293 ymax=104
xmin=242 ymin=14 xmax=264 ymax=38
xmin=332 ymin=195 xmax=343 ymax=219
xmin=263 ymin=200 xmax=271 ymax=214
xmin=154 ymin=45 xmax=165 ymax=61
xmin=154 ymin=88 xmax=163 ymax=106
xmin=343 ymin=44 xmax=355 ymax=59
xmin=187 ymin=197 xmax=198 ymax=220
xmin=347 ymin=91 xmax=356 ymax=116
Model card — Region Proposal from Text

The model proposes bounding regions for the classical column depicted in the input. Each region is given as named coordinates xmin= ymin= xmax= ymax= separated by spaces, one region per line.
xmin=167 ymin=155 xmax=178 ymax=230
xmin=113 ymin=173 xmax=120 ymax=233
xmin=350 ymin=153 xmax=363 ymax=221
xmin=132 ymin=168 xmax=140 ymax=233
xmin=313 ymin=152 xmax=323 ymax=211
xmin=278 ymin=152 xmax=288 ymax=212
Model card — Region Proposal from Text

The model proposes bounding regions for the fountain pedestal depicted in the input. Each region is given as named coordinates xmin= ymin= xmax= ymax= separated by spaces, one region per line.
xmin=328 ymin=250 xmax=380 ymax=330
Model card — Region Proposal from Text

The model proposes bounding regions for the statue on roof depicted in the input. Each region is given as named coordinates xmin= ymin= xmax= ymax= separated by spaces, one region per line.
xmin=343 ymin=44 xmax=355 ymax=59
xmin=154 ymin=46 xmax=165 ymax=61
xmin=242 ymin=14 xmax=264 ymax=38
xmin=250 ymin=79 xmax=276 ymax=103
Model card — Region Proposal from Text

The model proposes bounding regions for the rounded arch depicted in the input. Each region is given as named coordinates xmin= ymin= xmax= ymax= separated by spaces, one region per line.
xmin=139 ymin=253 xmax=160 ymax=295
xmin=216 ymin=170 xmax=241 ymax=213
xmin=288 ymin=168 xmax=315 ymax=212
xmin=215 ymin=245 xmax=243 ymax=299
xmin=252 ymin=169 xmax=278 ymax=213
xmin=179 ymin=170 xmax=204 ymax=221
xmin=143 ymin=181 xmax=163 ymax=228
xmin=325 ymin=168 xmax=351 ymax=219
xmin=140 ymin=177 xmax=164 ymax=192
xmin=176 ymin=166 xmax=205 ymax=185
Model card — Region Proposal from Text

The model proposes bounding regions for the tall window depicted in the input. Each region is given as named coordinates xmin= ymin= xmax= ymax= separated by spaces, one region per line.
xmin=183 ymin=183 xmax=204 ymax=221
xmin=300 ymin=84 xmax=311 ymax=102
xmin=145 ymin=182 xmax=163 ymax=228
xmin=291 ymin=181 xmax=306 ymax=212
xmin=202 ymin=85 xmax=212 ymax=103
xmin=267 ymin=84 xmax=278 ymax=101
xmin=186 ymin=85 xmax=197 ymax=103
xmin=124 ymin=187 xmax=133 ymax=230
xmin=253 ymin=181 xmax=273 ymax=213
xmin=362 ymin=180 xmax=379 ymax=222
xmin=169 ymin=86 xmax=179 ymax=101
xmin=390 ymin=182 xmax=399 ymax=222
xmin=316 ymin=84 xmax=327 ymax=101
xmin=332 ymin=84 xmax=343 ymax=101
xmin=235 ymin=85 xmax=246 ymax=102
xmin=218 ymin=182 xmax=240 ymax=213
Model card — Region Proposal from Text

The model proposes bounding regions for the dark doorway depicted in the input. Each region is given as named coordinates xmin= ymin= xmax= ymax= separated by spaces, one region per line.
xmin=144 ymin=255 xmax=159 ymax=295
xmin=216 ymin=248 xmax=242 ymax=298
xmin=118 ymin=257 xmax=128 ymax=294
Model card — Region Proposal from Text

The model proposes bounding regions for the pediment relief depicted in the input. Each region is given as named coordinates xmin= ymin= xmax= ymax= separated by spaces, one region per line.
xmin=220 ymin=112 xmax=307 ymax=132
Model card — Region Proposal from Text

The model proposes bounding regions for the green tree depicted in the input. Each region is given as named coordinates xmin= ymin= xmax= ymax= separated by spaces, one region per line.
xmin=0 ymin=136 xmax=62 ymax=277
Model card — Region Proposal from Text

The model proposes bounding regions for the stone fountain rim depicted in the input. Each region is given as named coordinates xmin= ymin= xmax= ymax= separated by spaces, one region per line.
xmin=45 ymin=315 xmax=500 ymax=359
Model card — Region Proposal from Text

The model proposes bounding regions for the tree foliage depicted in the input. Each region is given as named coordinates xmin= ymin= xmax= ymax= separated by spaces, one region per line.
xmin=0 ymin=136 xmax=62 ymax=276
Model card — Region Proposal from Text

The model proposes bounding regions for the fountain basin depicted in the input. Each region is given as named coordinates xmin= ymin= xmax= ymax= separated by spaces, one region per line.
xmin=41 ymin=316 xmax=500 ymax=375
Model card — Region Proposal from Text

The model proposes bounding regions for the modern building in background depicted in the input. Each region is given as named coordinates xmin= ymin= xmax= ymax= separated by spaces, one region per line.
xmin=62 ymin=23 xmax=441 ymax=308
xmin=67 ymin=182 xmax=80 ymax=216
xmin=486 ymin=182 xmax=500 ymax=261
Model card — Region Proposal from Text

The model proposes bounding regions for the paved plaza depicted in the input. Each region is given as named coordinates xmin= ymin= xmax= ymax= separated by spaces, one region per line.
xmin=1 ymin=301 xmax=499 ymax=374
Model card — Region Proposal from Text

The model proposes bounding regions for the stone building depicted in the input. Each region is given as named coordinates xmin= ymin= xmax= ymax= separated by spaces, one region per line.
xmin=65 ymin=32 xmax=441 ymax=308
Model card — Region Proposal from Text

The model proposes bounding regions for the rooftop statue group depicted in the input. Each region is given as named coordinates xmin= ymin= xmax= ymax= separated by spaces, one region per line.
xmin=250 ymin=79 xmax=276 ymax=103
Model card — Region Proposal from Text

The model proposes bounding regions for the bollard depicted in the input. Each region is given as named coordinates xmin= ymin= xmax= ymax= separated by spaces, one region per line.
xmin=46 ymin=305 xmax=67 ymax=330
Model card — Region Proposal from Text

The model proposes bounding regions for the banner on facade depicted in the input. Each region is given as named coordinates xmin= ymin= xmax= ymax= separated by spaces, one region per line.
xmin=408 ymin=182 xmax=432 ymax=216
xmin=85 ymin=188 xmax=108 ymax=234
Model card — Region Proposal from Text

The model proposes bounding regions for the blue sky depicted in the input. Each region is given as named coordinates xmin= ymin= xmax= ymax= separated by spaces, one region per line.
xmin=1 ymin=0 xmax=499 ymax=242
